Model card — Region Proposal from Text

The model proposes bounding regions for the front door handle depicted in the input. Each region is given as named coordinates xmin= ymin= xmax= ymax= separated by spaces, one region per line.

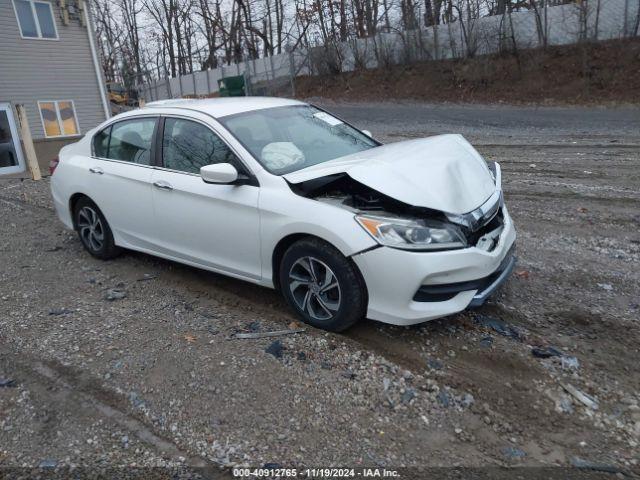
xmin=89 ymin=167 xmax=104 ymax=174
xmin=153 ymin=180 xmax=173 ymax=191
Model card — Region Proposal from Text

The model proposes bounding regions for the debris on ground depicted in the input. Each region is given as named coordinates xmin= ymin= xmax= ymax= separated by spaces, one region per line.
xmin=461 ymin=393 xmax=475 ymax=408
xmin=136 ymin=274 xmax=158 ymax=281
xmin=233 ymin=328 xmax=305 ymax=339
xmin=0 ymin=378 xmax=16 ymax=388
xmin=531 ymin=346 xmax=580 ymax=370
xmin=561 ymin=383 xmax=599 ymax=410
xmin=570 ymin=457 xmax=625 ymax=474
xmin=545 ymin=389 xmax=574 ymax=414
xmin=104 ymin=288 xmax=127 ymax=301
xmin=514 ymin=269 xmax=531 ymax=279
xmin=246 ymin=321 xmax=261 ymax=332
xmin=531 ymin=346 xmax=563 ymax=358
xmin=38 ymin=459 xmax=58 ymax=469
xmin=475 ymin=315 xmax=522 ymax=340
xmin=597 ymin=283 xmax=614 ymax=291
xmin=561 ymin=356 xmax=580 ymax=370
xmin=48 ymin=308 xmax=72 ymax=316
xmin=265 ymin=340 xmax=284 ymax=358
xmin=502 ymin=446 xmax=526 ymax=459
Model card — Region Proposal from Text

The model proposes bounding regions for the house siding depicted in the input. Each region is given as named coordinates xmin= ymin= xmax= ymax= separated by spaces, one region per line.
xmin=0 ymin=0 xmax=107 ymax=143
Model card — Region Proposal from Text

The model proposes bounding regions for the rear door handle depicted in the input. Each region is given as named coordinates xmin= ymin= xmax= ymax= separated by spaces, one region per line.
xmin=89 ymin=167 xmax=104 ymax=174
xmin=153 ymin=180 xmax=173 ymax=191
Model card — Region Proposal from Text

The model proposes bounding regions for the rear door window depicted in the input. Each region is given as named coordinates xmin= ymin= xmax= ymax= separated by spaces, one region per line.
xmin=108 ymin=118 xmax=156 ymax=165
xmin=92 ymin=117 xmax=156 ymax=164
xmin=93 ymin=125 xmax=111 ymax=158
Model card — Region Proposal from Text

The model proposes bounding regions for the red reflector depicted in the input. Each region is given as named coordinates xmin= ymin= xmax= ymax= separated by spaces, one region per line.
xmin=49 ymin=156 xmax=59 ymax=175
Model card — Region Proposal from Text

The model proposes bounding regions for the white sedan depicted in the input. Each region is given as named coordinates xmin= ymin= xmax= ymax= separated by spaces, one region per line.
xmin=50 ymin=97 xmax=516 ymax=331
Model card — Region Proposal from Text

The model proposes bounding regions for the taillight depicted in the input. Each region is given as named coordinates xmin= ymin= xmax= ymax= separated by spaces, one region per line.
xmin=49 ymin=156 xmax=59 ymax=175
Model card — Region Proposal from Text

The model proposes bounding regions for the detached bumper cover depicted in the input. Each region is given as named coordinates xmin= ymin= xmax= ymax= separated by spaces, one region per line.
xmin=468 ymin=253 xmax=516 ymax=307
xmin=413 ymin=248 xmax=516 ymax=306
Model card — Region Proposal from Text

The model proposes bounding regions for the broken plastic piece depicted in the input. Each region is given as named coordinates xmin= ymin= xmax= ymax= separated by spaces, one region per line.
xmin=561 ymin=383 xmax=598 ymax=410
xmin=233 ymin=329 xmax=305 ymax=339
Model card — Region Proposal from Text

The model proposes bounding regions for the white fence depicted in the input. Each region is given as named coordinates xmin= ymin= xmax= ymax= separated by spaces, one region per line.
xmin=139 ymin=0 xmax=639 ymax=102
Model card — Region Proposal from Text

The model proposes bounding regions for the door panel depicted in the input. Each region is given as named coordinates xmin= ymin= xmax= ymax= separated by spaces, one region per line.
xmin=85 ymin=160 xmax=156 ymax=249
xmin=151 ymin=170 xmax=261 ymax=279
xmin=85 ymin=117 xmax=158 ymax=250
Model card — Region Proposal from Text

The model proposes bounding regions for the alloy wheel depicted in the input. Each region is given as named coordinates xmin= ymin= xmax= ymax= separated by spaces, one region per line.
xmin=77 ymin=206 xmax=105 ymax=252
xmin=288 ymin=256 xmax=341 ymax=321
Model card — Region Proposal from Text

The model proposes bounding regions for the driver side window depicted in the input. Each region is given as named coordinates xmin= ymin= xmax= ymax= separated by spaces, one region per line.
xmin=162 ymin=118 xmax=238 ymax=174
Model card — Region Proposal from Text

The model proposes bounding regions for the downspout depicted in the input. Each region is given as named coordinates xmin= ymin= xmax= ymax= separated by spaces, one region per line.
xmin=83 ymin=1 xmax=111 ymax=119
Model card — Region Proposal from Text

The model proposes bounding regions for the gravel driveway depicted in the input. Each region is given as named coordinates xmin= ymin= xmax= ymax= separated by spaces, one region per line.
xmin=0 ymin=101 xmax=639 ymax=478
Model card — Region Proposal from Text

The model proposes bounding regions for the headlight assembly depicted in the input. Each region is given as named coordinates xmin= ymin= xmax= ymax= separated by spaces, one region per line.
xmin=355 ymin=214 xmax=466 ymax=251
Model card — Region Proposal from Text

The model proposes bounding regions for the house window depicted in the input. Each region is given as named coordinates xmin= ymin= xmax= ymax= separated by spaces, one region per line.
xmin=13 ymin=0 xmax=58 ymax=39
xmin=38 ymin=101 xmax=80 ymax=137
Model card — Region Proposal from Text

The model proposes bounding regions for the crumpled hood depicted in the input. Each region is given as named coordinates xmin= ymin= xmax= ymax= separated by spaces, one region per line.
xmin=283 ymin=134 xmax=497 ymax=215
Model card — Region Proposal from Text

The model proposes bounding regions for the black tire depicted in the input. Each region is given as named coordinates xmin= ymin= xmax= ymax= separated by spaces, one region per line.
xmin=73 ymin=197 xmax=121 ymax=260
xmin=279 ymin=237 xmax=367 ymax=332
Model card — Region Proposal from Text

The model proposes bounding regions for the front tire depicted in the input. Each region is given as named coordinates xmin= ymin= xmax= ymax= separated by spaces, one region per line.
xmin=73 ymin=197 xmax=121 ymax=260
xmin=279 ymin=238 xmax=367 ymax=332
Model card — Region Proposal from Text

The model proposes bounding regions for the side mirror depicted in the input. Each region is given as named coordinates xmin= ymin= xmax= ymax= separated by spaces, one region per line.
xmin=362 ymin=129 xmax=373 ymax=138
xmin=200 ymin=163 xmax=238 ymax=184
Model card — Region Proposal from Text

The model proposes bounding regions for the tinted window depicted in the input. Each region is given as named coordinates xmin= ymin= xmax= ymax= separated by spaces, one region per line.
xmin=93 ymin=126 xmax=111 ymax=157
xmin=108 ymin=118 xmax=156 ymax=165
xmin=162 ymin=118 xmax=238 ymax=174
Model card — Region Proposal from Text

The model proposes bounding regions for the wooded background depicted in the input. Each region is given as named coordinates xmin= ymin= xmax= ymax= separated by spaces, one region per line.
xmin=92 ymin=0 xmax=640 ymax=99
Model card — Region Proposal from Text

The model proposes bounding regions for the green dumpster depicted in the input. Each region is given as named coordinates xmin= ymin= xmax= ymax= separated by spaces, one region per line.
xmin=218 ymin=75 xmax=246 ymax=97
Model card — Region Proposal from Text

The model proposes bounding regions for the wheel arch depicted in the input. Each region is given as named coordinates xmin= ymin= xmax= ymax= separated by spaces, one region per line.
xmin=69 ymin=193 xmax=95 ymax=230
xmin=271 ymin=233 xmax=368 ymax=301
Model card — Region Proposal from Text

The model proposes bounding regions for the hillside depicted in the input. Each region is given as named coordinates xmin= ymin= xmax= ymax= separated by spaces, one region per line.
xmin=295 ymin=38 xmax=640 ymax=105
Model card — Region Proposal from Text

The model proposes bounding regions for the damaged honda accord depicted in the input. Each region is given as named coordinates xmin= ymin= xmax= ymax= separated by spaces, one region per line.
xmin=50 ymin=97 xmax=516 ymax=331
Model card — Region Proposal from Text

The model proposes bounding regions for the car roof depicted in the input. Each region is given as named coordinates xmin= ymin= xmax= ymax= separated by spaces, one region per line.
xmin=143 ymin=97 xmax=306 ymax=118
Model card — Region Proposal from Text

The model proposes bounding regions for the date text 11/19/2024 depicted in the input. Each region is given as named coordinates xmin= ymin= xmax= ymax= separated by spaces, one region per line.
xmin=232 ymin=467 xmax=401 ymax=478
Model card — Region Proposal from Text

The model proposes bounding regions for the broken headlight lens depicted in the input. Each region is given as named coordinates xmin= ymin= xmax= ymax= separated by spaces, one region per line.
xmin=355 ymin=215 xmax=466 ymax=251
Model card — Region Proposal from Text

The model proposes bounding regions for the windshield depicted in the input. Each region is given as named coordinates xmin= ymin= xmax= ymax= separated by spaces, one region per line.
xmin=219 ymin=105 xmax=378 ymax=175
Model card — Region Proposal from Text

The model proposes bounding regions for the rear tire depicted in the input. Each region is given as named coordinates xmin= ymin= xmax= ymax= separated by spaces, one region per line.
xmin=279 ymin=238 xmax=367 ymax=332
xmin=73 ymin=197 xmax=121 ymax=260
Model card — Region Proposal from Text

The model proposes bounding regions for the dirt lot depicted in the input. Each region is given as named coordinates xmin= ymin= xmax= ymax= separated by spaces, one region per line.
xmin=0 ymin=101 xmax=639 ymax=478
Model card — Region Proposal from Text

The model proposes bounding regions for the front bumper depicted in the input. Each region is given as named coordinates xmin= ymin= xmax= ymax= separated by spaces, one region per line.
xmin=351 ymin=208 xmax=516 ymax=326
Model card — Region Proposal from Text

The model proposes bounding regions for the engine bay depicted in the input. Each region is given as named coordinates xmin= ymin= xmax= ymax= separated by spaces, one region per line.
xmin=288 ymin=173 xmax=505 ymax=251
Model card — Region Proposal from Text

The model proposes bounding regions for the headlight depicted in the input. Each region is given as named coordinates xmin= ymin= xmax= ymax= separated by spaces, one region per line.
xmin=355 ymin=214 xmax=466 ymax=251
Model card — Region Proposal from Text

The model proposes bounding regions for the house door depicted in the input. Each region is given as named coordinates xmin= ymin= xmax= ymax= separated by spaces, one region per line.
xmin=0 ymin=103 xmax=26 ymax=175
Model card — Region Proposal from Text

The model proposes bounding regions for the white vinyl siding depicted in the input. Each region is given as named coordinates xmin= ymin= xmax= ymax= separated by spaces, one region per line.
xmin=0 ymin=0 xmax=107 ymax=140
xmin=12 ymin=0 xmax=59 ymax=40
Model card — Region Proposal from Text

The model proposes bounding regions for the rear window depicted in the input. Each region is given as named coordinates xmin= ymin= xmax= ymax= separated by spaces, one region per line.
xmin=92 ymin=117 xmax=157 ymax=165
xmin=93 ymin=125 xmax=111 ymax=158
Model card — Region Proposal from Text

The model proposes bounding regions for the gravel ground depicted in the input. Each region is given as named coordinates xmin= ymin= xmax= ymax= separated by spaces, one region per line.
xmin=0 ymin=101 xmax=639 ymax=478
